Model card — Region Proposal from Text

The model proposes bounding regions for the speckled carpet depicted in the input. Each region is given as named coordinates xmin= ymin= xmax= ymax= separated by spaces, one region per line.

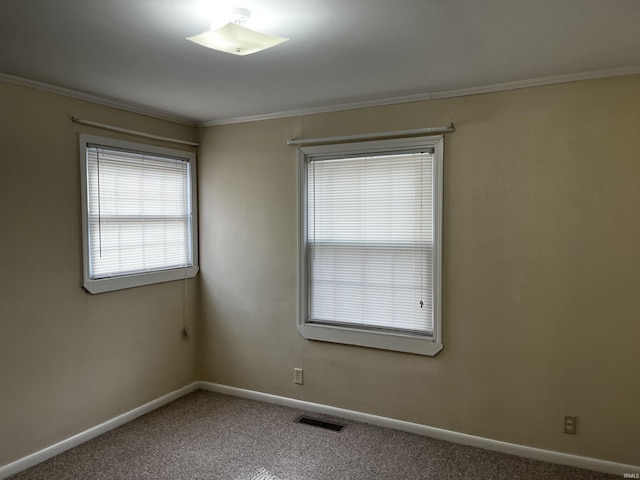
xmin=9 ymin=390 xmax=619 ymax=479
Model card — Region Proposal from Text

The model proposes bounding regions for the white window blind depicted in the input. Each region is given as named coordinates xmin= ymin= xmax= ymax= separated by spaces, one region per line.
xmin=307 ymin=150 xmax=435 ymax=335
xmin=86 ymin=145 xmax=192 ymax=279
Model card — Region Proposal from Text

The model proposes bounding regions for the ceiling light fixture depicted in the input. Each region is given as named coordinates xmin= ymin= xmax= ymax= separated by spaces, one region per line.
xmin=187 ymin=7 xmax=288 ymax=56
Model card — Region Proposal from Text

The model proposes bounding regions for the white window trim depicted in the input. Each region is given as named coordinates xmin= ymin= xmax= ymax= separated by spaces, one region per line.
xmin=79 ymin=134 xmax=199 ymax=294
xmin=297 ymin=136 xmax=444 ymax=356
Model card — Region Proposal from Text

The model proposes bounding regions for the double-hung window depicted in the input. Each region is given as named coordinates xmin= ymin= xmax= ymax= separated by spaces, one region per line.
xmin=297 ymin=136 xmax=443 ymax=355
xmin=79 ymin=134 xmax=199 ymax=294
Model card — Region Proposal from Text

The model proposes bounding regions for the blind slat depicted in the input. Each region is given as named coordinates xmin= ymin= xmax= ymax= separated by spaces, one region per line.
xmin=86 ymin=146 xmax=192 ymax=279
xmin=307 ymin=151 xmax=435 ymax=334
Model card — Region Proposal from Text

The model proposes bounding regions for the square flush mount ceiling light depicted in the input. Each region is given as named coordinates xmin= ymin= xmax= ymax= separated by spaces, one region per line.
xmin=187 ymin=7 xmax=288 ymax=56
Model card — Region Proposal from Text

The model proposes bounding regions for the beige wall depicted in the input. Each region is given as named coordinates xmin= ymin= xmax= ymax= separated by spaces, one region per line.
xmin=198 ymin=74 xmax=640 ymax=466
xmin=2 ymin=74 xmax=639 ymax=469
xmin=0 ymin=83 xmax=199 ymax=466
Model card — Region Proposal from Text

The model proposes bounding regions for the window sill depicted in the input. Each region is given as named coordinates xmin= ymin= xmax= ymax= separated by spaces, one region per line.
xmin=82 ymin=265 xmax=199 ymax=294
xmin=297 ymin=322 xmax=443 ymax=356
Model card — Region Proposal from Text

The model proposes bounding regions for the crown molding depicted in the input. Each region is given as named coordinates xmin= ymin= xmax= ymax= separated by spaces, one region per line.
xmin=201 ymin=65 xmax=640 ymax=126
xmin=0 ymin=73 xmax=197 ymax=126
xmin=428 ymin=65 xmax=640 ymax=100
xmin=198 ymin=92 xmax=435 ymax=127
xmin=4 ymin=65 xmax=639 ymax=130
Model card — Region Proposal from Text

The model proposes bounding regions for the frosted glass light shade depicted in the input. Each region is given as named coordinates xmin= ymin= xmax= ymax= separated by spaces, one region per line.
xmin=187 ymin=22 xmax=288 ymax=56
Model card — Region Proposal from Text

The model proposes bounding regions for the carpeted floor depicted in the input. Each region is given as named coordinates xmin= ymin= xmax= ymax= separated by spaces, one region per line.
xmin=9 ymin=390 xmax=620 ymax=479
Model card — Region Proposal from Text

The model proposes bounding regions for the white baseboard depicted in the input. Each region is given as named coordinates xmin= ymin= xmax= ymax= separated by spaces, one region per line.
xmin=0 ymin=382 xmax=199 ymax=480
xmin=3 ymin=381 xmax=637 ymax=478
xmin=199 ymin=381 xmax=640 ymax=476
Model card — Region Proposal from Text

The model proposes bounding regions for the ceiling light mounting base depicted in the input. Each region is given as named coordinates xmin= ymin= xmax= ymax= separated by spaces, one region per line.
xmin=230 ymin=7 xmax=251 ymax=25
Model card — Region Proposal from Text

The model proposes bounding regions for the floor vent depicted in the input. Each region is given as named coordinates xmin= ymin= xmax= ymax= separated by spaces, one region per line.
xmin=295 ymin=416 xmax=346 ymax=432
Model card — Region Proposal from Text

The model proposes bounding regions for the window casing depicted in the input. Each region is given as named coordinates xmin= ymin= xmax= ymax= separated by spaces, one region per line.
xmin=80 ymin=134 xmax=199 ymax=294
xmin=297 ymin=136 xmax=443 ymax=356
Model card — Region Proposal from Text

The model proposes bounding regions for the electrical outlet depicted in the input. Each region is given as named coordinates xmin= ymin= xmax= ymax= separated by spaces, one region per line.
xmin=294 ymin=368 xmax=303 ymax=385
xmin=564 ymin=415 xmax=577 ymax=435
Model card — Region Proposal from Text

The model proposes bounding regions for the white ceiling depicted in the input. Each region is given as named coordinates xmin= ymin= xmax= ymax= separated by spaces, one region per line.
xmin=1 ymin=0 xmax=639 ymax=124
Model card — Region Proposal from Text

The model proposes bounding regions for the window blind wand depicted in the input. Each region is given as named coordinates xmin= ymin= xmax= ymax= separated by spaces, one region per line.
xmin=420 ymin=300 xmax=424 ymax=308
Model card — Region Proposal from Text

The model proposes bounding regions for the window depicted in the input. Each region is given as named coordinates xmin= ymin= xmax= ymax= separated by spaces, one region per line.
xmin=80 ymin=134 xmax=198 ymax=294
xmin=297 ymin=136 xmax=443 ymax=356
